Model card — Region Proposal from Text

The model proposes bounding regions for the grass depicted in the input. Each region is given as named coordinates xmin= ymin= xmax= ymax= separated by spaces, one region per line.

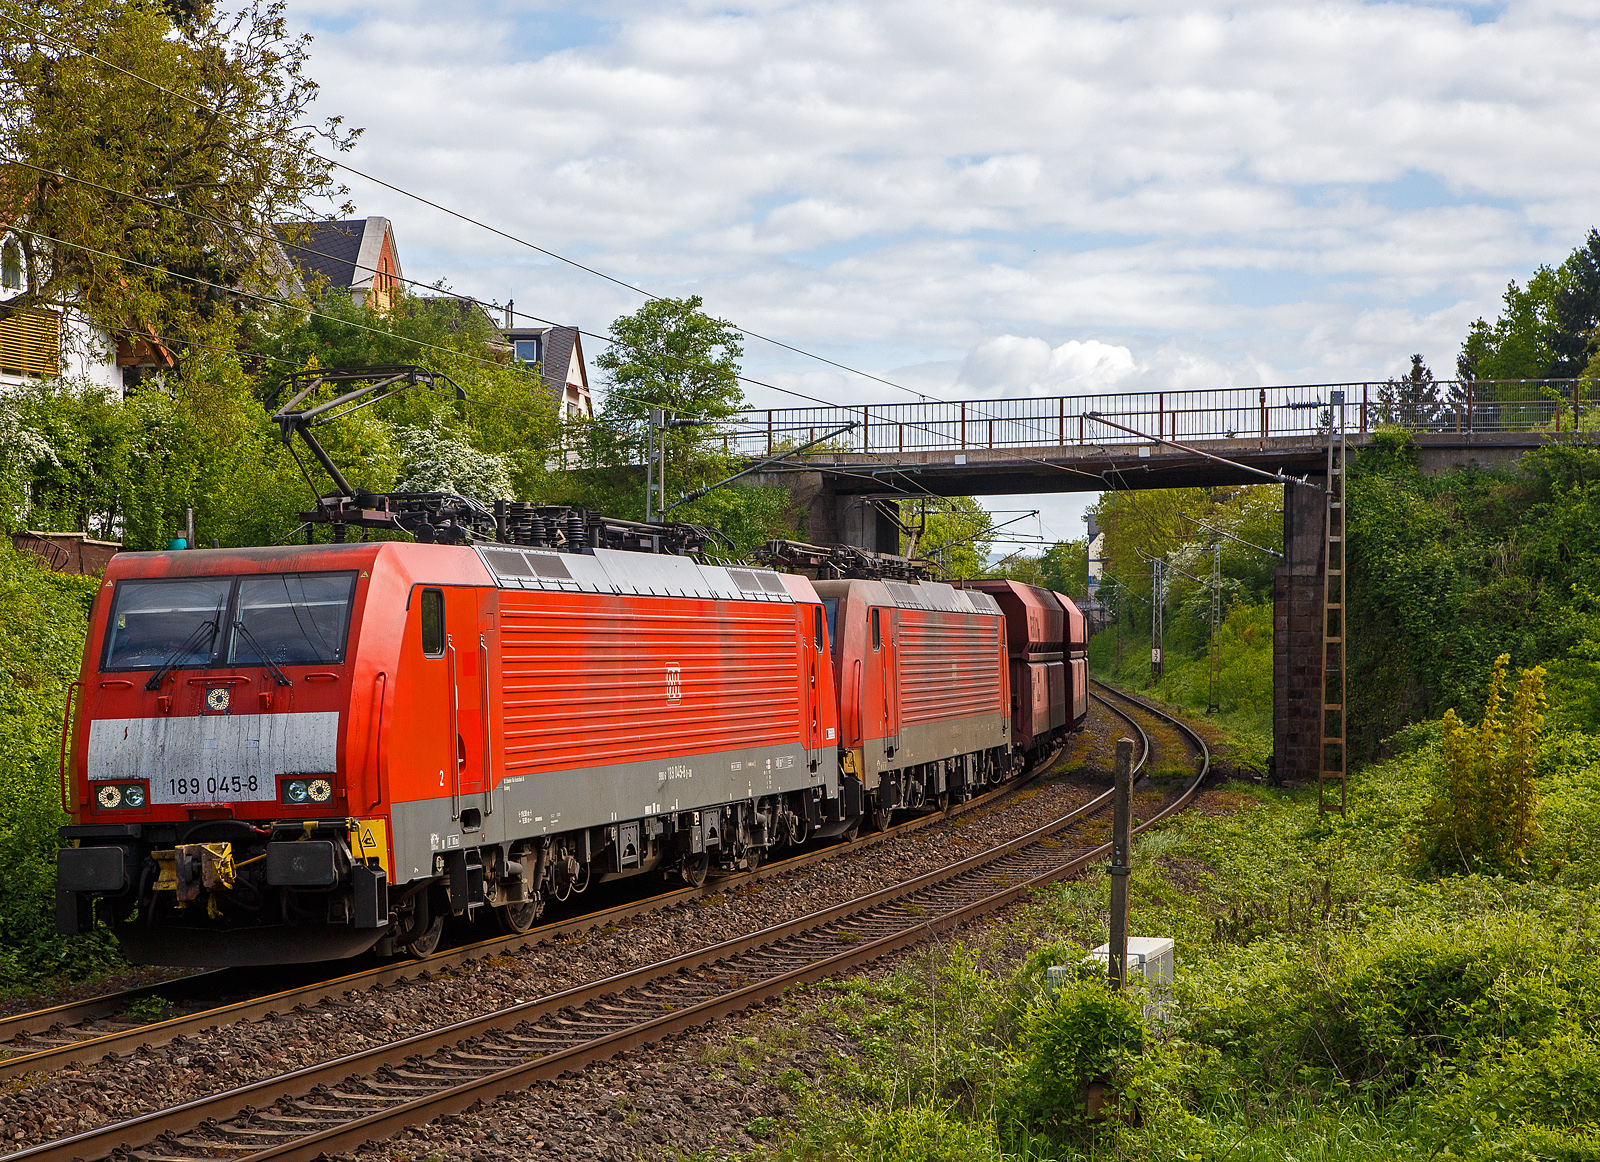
xmin=727 ymin=710 xmax=1600 ymax=1162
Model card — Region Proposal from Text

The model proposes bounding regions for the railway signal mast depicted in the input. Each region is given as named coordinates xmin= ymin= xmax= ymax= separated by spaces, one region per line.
xmin=1150 ymin=557 xmax=1164 ymax=684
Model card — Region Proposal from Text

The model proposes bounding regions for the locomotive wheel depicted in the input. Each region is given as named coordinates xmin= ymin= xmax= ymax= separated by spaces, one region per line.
xmin=872 ymin=804 xmax=892 ymax=833
xmin=680 ymin=852 xmax=710 ymax=888
xmin=936 ymin=792 xmax=952 ymax=812
xmin=406 ymin=915 xmax=445 ymax=959
xmin=743 ymin=846 xmax=764 ymax=871
xmin=494 ymin=900 xmax=542 ymax=935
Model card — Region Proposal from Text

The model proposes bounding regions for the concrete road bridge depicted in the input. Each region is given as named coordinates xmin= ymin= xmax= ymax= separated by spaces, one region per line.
xmin=735 ymin=379 xmax=1588 ymax=784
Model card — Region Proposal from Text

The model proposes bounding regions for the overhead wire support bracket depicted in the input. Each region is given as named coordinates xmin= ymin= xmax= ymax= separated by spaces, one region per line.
xmin=1083 ymin=413 xmax=1325 ymax=492
xmin=660 ymin=421 xmax=858 ymax=518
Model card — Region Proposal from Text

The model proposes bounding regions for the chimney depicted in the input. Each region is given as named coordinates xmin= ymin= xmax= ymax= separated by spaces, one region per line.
xmin=504 ymin=299 xmax=514 ymax=330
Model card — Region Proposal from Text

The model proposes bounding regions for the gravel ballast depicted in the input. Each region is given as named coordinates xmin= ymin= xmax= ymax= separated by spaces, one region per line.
xmin=1 ymin=706 xmax=1136 ymax=1150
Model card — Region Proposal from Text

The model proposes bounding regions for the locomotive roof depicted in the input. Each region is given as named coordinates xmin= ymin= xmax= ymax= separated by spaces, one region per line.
xmin=813 ymin=577 xmax=1003 ymax=617
xmin=476 ymin=544 xmax=799 ymax=603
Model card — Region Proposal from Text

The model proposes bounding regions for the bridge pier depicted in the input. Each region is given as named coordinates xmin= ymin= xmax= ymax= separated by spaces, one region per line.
xmin=783 ymin=471 xmax=903 ymax=554
xmin=1274 ymin=479 xmax=1327 ymax=784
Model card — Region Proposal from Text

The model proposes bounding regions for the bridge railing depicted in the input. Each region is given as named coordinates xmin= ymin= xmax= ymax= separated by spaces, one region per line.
xmin=731 ymin=379 xmax=1587 ymax=458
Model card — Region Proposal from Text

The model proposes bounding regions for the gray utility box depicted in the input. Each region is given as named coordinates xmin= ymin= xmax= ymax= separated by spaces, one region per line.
xmin=1086 ymin=936 xmax=1174 ymax=989
xmin=1053 ymin=936 xmax=1175 ymax=1022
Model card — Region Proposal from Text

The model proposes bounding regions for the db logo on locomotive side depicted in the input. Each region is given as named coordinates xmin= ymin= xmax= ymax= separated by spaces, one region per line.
xmin=665 ymin=663 xmax=682 ymax=703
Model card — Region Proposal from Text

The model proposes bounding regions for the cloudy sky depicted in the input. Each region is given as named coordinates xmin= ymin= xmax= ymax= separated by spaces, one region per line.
xmin=287 ymin=0 xmax=1600 ymax=545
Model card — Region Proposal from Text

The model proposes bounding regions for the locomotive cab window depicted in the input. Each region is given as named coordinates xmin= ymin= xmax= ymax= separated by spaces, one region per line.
xmin=103 ymin=572 xmax=358 ymax=672
xmin=870 ymin=607 xmax=880 ymax=651
xmin=420 ymin=589 xmax=445 ymax=657
xmin=229 ymin=573 xmax=355 ymax=667
xmin=102 ymin=578 xmax=231 ymax=670
xmin=822 ymin=598 xmax=840 ymax=655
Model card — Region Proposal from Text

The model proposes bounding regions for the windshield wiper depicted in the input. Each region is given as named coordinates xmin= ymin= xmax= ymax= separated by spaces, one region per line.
xmin=144 ymin=612 xmax=223 ymax=692
xmin=232 ymin=618 xmax=293 ymax=687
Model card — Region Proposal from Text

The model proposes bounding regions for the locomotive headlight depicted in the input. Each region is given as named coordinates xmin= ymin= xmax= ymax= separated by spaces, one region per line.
xmin=122 ymin=784 xmax=146 ymax=809
xmin=284 ymin=779 xmax=310 ymax=804
xmin=96 ymin=784 xmax=122 ymax=809
xmin=307 ymin=779 xmax=333 ymax=803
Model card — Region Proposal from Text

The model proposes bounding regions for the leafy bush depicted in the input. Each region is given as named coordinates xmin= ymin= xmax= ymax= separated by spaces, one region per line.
xmin=1003 ymin=973 xmax=1145 ymax=1132
xmin=1415 ymin=653 xmax=1545 ymax=874
xmin=0 ymin=544 xmax=120 ymax=992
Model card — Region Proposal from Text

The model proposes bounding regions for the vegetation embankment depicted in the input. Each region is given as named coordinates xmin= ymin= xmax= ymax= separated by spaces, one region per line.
xmin=741 ymin=665 xmax=1600 ymax=1161
xmin=0 ymin=545 xmax=117 ymax=992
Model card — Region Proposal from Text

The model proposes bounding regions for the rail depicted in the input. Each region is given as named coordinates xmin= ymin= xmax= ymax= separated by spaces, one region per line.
xmin=0 ymin=747 xmax=1058 ymax=1074
xmin=5 ymin=706 xmax=1208 ymax=1162
xmin=719 ymin=378 xmax=1590 ymax=458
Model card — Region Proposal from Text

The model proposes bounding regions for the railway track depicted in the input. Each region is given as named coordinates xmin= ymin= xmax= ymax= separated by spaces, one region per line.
xmin=4 ymin=694 xmax=1208 ymax=1162
xmin=0 ymin=749 xmax=1059 ymax=1079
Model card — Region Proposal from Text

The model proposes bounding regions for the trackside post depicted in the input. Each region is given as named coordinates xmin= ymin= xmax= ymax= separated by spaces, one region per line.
xmin=1108 ymin=737 xmax=1134 ymax=989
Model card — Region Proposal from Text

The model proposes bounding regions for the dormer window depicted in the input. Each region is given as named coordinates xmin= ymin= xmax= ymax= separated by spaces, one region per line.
xmin=513 ymin=338 xmax=540 ymax=364
xmin=1 ymin=236 xmax=24 ymax=294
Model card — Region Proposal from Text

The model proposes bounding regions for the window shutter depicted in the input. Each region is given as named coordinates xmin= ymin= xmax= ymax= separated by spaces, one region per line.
xmin=0 ymin=308 xmax=61 ymax=377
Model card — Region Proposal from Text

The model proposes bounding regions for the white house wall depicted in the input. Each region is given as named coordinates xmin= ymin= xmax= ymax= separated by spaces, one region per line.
xmin=62 ymin=310 xmax=123 ymax=394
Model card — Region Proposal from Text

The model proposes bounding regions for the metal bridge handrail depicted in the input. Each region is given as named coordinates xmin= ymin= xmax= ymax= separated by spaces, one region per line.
xmin=719 ymin=378 xmax=1589 ymax=458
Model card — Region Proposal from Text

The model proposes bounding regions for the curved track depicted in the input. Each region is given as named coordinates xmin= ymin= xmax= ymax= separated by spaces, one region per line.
xmin=1088 ymin=687 xmax=1151 ymax=777
xmin=0 ymin=750 xmax=1059 ymax=1078
xmin=4 ymin=697 xmax=1209 ymax=1162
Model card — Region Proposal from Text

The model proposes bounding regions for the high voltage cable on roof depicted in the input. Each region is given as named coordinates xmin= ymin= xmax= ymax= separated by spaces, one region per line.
xmin=0 ymin=9 xmax=946 ymax=407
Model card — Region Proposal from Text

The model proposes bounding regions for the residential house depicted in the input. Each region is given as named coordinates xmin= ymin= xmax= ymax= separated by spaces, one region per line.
xmin=1086 ymin=513 xmax=1106 ymax=597
xmin=502 ymin=316 xmax=594 ymax=421
xmin=273 ymin=216 xmax=403 ymax=310
xmin=0 ymin=230 xmax=169 ymax=393
xmin=270 ymin=217 xmax=593 ymax=422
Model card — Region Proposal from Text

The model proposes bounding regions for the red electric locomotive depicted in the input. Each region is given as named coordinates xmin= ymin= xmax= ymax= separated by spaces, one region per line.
xmin=56 ymin=538 xmax=841 ymax=965
xmin=815 ymin=577 xmax=1012 ymax=828
xmin=54 ymin=369 xmax=1098 ymax=968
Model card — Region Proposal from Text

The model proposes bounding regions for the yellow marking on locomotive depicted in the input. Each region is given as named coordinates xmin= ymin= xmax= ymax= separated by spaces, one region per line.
xmin=349 ymin=818 xmax=392 ymax=881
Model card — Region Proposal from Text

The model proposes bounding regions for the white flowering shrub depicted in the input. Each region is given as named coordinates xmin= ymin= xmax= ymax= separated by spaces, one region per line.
xmin=394 ymin=426 xmax=513 ymax=505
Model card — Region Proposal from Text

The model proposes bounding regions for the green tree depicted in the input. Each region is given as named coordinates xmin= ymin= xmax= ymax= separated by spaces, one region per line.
xmin=1377 ymin=354 xmax=1442 ymax=427
xmin=249 ymin=290 xmax=561 ymax=504
xmin=0 ymin=0 xmax=357 ymax=353
xmin=1457 ymin=230 xmax=1600 ymax=388
xmin=590 ymin=295 xmax=746 ymax=517
xmin=1040 ymin=539 xmax=1088 ymax=594
xmin=901 ymin=496 xmax=994 ymax=579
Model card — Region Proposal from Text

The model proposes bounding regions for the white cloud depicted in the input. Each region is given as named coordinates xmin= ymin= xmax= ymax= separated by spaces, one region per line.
xmin=959 ymin=337 xmax=1137 ymax=396
xmin=284 ymin=0 xmax=1600 ymax=401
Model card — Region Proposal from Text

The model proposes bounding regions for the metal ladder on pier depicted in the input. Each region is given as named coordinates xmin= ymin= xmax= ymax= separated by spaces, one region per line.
xmin=1319 ymin=391 xmax=1348 ymax=815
